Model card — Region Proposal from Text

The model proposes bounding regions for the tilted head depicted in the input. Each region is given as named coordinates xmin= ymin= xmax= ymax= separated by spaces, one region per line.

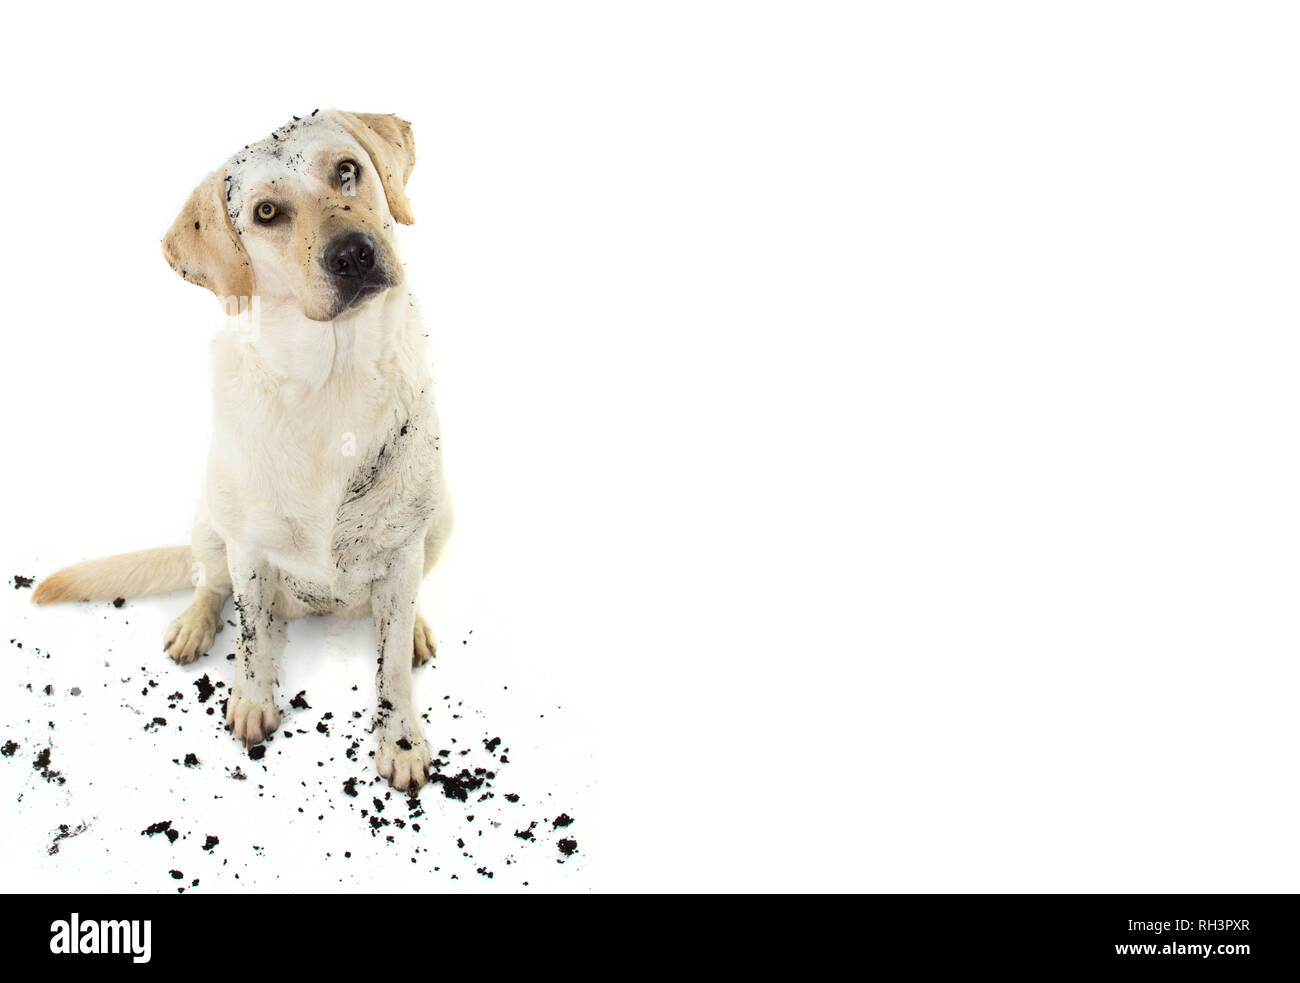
xmin=162 ymin=110 xmax=416 ymax=321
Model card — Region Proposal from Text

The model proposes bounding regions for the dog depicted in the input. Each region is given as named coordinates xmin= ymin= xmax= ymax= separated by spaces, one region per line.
xmin=32 ymin=109 xmax=452 ymax=791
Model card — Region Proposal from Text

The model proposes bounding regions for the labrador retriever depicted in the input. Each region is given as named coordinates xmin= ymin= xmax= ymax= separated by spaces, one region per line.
xmin=32 ymin=109 xmax=452 ymax=791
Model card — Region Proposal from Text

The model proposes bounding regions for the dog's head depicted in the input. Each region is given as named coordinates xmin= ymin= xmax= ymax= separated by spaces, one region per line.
xmin=162 ymin=110 xmax=415 ymax=321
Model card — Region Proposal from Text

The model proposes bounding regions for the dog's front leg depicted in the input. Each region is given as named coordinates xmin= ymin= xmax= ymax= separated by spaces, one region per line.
xmin=372 ymin=539 xmax=432 ymax=790
xmin=224 ymin=548 xmax=282 ymax=747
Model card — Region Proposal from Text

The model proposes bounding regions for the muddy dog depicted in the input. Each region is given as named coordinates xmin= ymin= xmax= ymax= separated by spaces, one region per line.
xmin=33 ymin=110 xmax=452 ymax=791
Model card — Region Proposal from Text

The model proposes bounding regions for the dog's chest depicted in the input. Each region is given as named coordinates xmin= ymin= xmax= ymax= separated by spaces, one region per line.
xmin=209 ymin=364 xmax=437 ymax=607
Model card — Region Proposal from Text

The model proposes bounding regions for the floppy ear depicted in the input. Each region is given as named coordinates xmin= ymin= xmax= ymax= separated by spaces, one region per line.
xmin=161 ymin=169 xmax=253 ymax=300
xmin=327 ymin=110 xmax=417 ymax=225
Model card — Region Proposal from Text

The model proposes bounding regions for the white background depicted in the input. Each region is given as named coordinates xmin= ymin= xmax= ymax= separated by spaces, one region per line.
xmin=2 ymin=1 xmax=1299 ymax=892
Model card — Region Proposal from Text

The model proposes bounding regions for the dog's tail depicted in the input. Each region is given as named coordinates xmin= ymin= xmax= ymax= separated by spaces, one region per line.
xmin=32 ymin=546 xmax=195 ymax=604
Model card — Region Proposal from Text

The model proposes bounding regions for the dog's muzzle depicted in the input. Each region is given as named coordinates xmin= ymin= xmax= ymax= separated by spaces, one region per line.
xmin=322 ymin=231 xmax=390 ymax=309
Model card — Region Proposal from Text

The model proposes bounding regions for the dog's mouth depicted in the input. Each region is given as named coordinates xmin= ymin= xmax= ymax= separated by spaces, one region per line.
xmin=334 ymin=274 xmax=391 ymax=312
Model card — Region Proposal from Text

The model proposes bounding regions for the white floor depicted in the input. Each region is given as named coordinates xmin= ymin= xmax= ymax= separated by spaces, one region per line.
xmin=0 ymin=544 xmax=594 ymax=894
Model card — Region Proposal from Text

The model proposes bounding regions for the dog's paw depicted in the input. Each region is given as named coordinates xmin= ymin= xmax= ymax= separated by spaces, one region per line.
xmin=225 ymin=694 xmax=280 ymax=748
xmin=163 ymin=606 xmax=222 ymax=665
xmin=376 ymin=733 xmax=432 ymax=791
xmin=413 ymin=612 xmax=437 ymax=666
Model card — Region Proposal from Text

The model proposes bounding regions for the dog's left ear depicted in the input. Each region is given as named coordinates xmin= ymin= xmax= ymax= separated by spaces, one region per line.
xmin=327 ymin=110 xmax=417 ymax=225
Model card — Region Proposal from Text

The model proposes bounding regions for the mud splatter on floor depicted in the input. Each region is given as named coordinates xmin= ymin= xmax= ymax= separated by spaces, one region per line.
xmin=48 ymin=820 xmax=90 ymax=855
xmin=2 ymin=592 xmax=591 ymax=891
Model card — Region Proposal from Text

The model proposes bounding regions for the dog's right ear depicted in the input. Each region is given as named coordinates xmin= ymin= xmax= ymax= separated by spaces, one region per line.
xmin=161 ymin=169 xmax=253 ymax=300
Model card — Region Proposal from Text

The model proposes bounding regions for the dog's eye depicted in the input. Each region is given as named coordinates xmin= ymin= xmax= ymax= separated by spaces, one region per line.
xmin=254 ymin=202 xmax=278 ymax=223
xmin=338 ymin=160 xmax=359 ymax=184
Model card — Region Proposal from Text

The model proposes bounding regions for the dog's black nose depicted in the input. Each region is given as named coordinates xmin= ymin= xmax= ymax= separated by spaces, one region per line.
xmin=323 ymin=232 xmax=377 ymax=279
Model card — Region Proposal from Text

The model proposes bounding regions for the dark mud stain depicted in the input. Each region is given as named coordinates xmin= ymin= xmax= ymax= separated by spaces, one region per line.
xmin=48 ymin=821 xmax=90 ymax=855
xmin=141 ymin=820 xmax=179 ymax=844
xmin=33 ymin=746 xmax=65 ymax=785
xmin=429 ymin=768 xmax=485 ymax=802
xmin=194 ymin=674 xmax=216 ymax=703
